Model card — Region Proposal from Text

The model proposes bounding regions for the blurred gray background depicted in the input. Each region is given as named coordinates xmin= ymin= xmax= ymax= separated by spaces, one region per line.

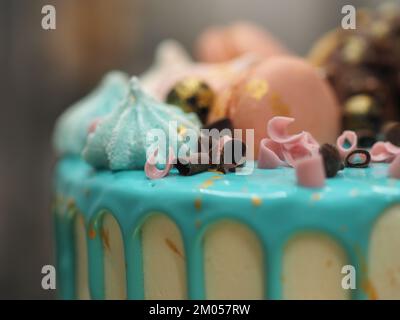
xmin=0 ymin=0 xmax=389 ymax=299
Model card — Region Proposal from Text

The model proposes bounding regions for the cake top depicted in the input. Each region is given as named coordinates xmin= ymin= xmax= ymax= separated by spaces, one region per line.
xmin=53 ymin=16 xmax=400 ymax=189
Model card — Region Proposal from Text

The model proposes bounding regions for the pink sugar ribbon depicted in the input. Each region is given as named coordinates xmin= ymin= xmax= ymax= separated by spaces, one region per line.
xmin=258 ymin=138 xmax=286 ymax=169
xmin=370 ymin=141 xmax=400 ymax=163
xmin=336 ymin=130 xmax=400 ymax=163
xmin=145 ymin=147 xmax=175 ymax=180
xmin=267 ymin=116 xmax=305 ymax=144
xmin=258 ymin=117 xmax=320 ymax=169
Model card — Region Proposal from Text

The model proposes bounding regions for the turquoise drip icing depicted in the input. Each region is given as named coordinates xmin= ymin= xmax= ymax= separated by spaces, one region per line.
xmin=54 ymin=156 xmax=400 ymax=300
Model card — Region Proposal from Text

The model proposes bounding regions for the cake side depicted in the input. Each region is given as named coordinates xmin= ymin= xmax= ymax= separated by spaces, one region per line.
xmin=54 ymin=156 xmax=400 ymax=299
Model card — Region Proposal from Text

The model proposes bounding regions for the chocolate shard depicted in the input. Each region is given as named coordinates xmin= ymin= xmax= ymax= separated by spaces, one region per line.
xmin=175 ymin=153 xmax=211 ymax=176
xmin=319 ymin=143 xmax=343 ymax=178
xmin=218 ymin=138 xmax=247 ymax=172
xmin=203 ymin=118 xmax=234 ymax=132
xmin=197 ymin=134 xmax=217 ymax=154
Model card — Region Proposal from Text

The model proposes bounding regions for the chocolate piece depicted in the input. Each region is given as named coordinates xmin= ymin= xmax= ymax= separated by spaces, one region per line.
xmin=175 ymin=153 xmax=211 ymax=176
xmin=382 ymin=122 xmax=400 ymax=146
xmin=221 ymin=139 xmax=247 ymax=165
xmin=319 ymin=144 xmax=343 ymax=177
xmin=197 ymin=134 xmax=247 ymax=173
xmin=203 ymin=118 xmax=234 ymax=132
xmin=218 ymin=138 xmax=247 ymax=172
xmin=345 ymin=149 xmax=371 ymax=168
xmin=166 ymin=77 xmax=214 ymax=123
xmin=197 ymin=134 xmax=220 ymax=164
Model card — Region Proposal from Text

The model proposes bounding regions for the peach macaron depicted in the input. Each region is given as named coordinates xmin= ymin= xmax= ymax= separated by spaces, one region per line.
xmin=226 ymin=56 xmax=341 ymax=156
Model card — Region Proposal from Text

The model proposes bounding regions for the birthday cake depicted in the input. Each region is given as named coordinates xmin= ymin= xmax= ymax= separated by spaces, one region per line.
xmin=53 ymin=18 xmax=400 ymax=300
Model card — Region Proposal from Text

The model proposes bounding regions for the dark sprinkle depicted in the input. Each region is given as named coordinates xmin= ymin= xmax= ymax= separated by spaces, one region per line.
xmin=175 ymin=153 xmax=211 ymax=176
xmin=220 ymin=139 xmax=247 ymax=166
xmin=345 ymin=149 xmax=371 ymax=168
xmin=319 ymin=144 xmax=343 ymax=178
xmin=203 ymin=118 xmax=234 ymax=132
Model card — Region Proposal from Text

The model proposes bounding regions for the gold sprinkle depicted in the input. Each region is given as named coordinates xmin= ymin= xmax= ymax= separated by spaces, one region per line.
xmin=194 ymin=198 xmax=202 ymax=211
xmin=177 ymin=125 xmax=187 ymax=137
xmin=362 ymin=279 xmax=378 ymax=300
xmin=165 ymin=238 xmax=184 ymax=259
xmin=311 ymin=193 xmax=322 ymax=201
xmin=245 ymin=79 xmax=269 ymax=101
xmin=200 ymin=180 xmax=214 ymax=189
xmin=207 ymin=169 xmax=224 ymax=175
xmin=269 ymin=92 xmax=290 ymax=117
xmin=251 ymin=196 xmax=262 ymax=207
xmin=88 ymin=228 xmax=96 ymax=240
xmin=101 ymin=228 xmax=111 ymax=251
xmin=200 ymin=174 xmax=223 ymax=189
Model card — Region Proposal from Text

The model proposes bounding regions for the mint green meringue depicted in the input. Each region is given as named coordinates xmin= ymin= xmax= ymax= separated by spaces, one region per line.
xmin=82 ymin=77 xmax=201 ymax=170
xmin=53 ymin=71 xmax=130 ymax=155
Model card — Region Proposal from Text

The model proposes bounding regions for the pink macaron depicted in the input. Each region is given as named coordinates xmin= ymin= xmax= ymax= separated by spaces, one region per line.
xmin=227 ymin=56 xmax=341 ymax=157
